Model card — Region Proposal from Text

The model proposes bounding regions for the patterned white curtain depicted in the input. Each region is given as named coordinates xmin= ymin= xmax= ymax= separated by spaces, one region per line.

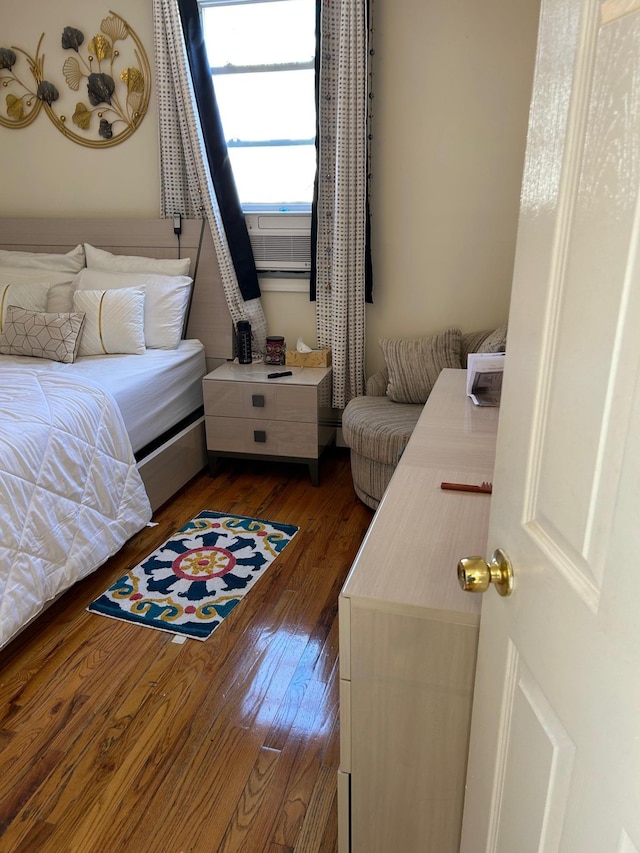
xmin=315 ymin=0 xmax=370 ymax=408
xmin=153 ymin=0 xmax=267 ymax=354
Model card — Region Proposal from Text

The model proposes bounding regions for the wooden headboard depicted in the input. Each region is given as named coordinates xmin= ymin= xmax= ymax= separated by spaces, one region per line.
xmin=0 ymin=217 xmax=233 ymax=368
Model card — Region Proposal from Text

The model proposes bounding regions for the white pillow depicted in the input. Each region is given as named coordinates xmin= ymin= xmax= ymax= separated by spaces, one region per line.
xmin=74 ymin=267 xmax=191 ymax=350
xmin=0 ymin=269 xmax=75 ymax=312
xmin=0 ymin=281 xmax=51 ymax=332
xmin=73 ymin=288 xmax=146 ymax=356
xmin=0 ymin=245 xmax=85 ymax=273
xmin=85 ymin=243 xmax=191 ymax=277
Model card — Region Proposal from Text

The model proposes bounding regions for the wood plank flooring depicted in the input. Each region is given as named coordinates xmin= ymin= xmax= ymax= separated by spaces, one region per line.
xmin=0 ymin=448 xmax=373 ymax=852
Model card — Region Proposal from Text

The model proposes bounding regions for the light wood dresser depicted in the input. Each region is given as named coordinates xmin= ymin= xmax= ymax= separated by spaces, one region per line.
xmin=203 ymin=362 xmax=334 ymax=485
xmin=338 ymin=368 xmax=500 ymax=852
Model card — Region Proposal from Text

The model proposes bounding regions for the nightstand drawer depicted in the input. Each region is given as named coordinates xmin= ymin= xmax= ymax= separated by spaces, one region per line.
xmin=203 ymin=380 xmax=317 ymax=422
xmin=206 ymin=416 xmax=319 ymax=457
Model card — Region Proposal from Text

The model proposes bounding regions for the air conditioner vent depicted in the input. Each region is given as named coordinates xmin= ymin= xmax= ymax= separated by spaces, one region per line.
xmin=246 ymin=213 xmax=311 ymax=272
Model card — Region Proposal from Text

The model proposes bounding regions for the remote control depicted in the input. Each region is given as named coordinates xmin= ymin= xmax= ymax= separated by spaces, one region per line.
xmin=267 ymin=371 xmax=293 ymax=379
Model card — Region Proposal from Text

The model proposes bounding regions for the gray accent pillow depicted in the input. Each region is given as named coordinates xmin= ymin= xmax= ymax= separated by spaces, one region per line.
xmin=0 ymin=305 xmax=86 ymax=363
xmin=460 ymin=324 xmax=508 ymax=367
xmin=380 ymin=328 xmax=462 ymax=404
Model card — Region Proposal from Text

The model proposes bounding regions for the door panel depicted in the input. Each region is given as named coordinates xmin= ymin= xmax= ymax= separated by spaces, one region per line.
xmin=461 ymin=1 xmax=640 ymax=849
xmin=530 ymin=5 xmax=640 ymax=607
xmin=492 ymin=645 xmax=575 ymax=853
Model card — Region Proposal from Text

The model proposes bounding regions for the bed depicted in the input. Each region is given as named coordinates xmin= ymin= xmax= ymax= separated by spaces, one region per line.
xmin=0 ymin=217 xmax=233 ymax=649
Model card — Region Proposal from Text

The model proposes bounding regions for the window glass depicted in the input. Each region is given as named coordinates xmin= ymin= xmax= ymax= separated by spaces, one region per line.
xmin=202 ymin=0 xmax=315 ymax=67
xmin=228 ymin=146 xmax=316 ymax=207
xmin=213 ymin=70 xmax=315 ymax=142
xmin=200 ymin=0 xmax=316 ymax=211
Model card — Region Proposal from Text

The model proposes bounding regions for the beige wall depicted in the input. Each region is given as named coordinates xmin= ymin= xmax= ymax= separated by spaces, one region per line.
xmin=366 ymin=0 xmax=540 ymax=374
xmin=0 ymin=0 xmax=539 ymax=377
xmin=0 ymin=1 xmax=160 ymax=217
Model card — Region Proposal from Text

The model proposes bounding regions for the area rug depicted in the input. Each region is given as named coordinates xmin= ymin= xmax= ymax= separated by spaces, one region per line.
xmin=88 ymin=511 xmax=299 ymax=640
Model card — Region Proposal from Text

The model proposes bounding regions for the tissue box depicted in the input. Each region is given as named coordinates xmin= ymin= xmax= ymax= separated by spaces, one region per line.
xmin=285 ymin=348 xmax=332 ymax=367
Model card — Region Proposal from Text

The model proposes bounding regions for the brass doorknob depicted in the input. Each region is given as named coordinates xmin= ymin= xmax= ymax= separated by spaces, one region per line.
xmin=457 ymin=548 xmax=513 ymax=597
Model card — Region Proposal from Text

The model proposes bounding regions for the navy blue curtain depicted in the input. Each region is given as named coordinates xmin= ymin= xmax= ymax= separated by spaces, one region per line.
xmin=177 ymin=0 xmax=261 ymax=301
xmin=310 ymin=0 xmax=373 ymax=304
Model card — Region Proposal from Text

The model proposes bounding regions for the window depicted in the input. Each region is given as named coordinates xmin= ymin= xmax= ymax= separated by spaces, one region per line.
xmin=199 ymin=0 xmax=316 ymax=213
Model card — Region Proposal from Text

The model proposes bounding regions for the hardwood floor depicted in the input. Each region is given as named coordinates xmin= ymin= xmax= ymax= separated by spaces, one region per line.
xmin=0 ymin=448 xmax=373 ymax=853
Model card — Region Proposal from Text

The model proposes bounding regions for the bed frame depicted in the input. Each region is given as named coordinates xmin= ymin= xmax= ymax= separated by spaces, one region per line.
xmin=0 ymin=217 xmax=233 ymax=510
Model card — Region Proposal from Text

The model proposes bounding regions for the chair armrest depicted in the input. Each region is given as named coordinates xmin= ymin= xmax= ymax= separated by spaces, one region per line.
xmin=366 ymin=368 xmax=389 ymax=397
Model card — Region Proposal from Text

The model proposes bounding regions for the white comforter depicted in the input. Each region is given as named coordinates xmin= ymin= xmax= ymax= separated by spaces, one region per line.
xmin=0 ymin=367 xmax=152 ymax=649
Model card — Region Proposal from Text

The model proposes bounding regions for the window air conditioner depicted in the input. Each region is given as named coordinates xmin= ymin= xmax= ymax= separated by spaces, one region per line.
xmin=245 ymin=212 xmax=311 ymax=273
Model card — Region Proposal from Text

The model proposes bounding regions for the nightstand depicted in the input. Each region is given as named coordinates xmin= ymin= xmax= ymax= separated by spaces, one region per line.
xmin=203 ymin=362 xmax=334 ymax=485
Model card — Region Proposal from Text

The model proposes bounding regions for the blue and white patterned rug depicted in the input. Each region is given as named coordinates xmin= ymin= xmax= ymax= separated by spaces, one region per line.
xmin=88 ymin=511 xmax=299 ymax=640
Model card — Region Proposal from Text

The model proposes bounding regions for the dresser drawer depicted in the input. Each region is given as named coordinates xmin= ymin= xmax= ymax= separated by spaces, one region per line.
xmin=206 ymin=416 xmax=318 ymax=457
xmin=339 ymin=678 xmax=352 ymax=772
xmin=203 ymin=379 xmax=317 ymax=422
xmin=337 ymin=769 xmax=351 ymax=853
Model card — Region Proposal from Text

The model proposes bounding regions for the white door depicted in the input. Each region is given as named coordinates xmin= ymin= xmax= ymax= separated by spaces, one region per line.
xmin=460 ymin=1 xmax=640 ymax=851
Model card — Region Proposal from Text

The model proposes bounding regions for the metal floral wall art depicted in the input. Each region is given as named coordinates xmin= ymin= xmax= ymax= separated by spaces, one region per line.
xmin=0 ymin=11 xmax=150 ymax=148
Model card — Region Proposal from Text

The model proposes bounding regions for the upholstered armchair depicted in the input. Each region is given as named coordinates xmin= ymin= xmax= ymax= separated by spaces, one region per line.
xmin=342 ymin=326 xmax=507 ymax=509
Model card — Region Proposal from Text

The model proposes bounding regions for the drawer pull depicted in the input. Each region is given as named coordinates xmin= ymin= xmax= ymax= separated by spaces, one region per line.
xmin=252 ymin=394 xmax=265 ymax=408
xmin=254 ymin=430 xmax=267 ymax=443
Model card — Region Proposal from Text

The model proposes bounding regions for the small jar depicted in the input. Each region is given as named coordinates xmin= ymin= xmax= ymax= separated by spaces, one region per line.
xmin=264 ymin=335 xmax=286 ymax=365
